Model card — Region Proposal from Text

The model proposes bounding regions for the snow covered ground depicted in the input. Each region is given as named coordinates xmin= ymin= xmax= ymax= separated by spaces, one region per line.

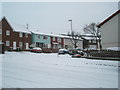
xmin=0 ymin=52 xmax=119 ymax=88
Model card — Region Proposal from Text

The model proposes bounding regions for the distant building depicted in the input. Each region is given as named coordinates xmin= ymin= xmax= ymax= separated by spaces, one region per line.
xmin=31 ymin=32 xmax=64 ymax=49
xmin=64 ymin=36 xmax=83 ymax=49
xmin=81 ymin=34 xmax=99 ymax=49
xmin=50 ymin=35 xmax=64 ymax=49
xmin=97 ymin=10 xmax=120 ymax=49
xmin=31 ymin=32 xmax=51 ymax=48
xmin=0 ymin=17 xmax=32 ymax=51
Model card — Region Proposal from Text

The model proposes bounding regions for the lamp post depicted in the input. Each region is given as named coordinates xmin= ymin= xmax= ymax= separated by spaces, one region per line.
xmin=68 ymin=19 xmax=73 ymax=35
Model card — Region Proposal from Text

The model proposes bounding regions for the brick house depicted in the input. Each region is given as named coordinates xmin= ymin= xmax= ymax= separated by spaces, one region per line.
xmin=0 ymin=17 xmax=32 ymax=51
xmin=50 ymin=35 xmax=64 ymax=49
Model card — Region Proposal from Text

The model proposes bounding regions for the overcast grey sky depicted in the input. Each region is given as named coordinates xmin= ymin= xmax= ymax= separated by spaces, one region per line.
xmin=1 ymin=2 xmax=119 ymax=34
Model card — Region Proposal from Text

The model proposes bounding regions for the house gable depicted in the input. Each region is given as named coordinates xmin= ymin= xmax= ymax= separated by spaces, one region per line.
xmin=97 ymin=10 xmax=120 ymax=28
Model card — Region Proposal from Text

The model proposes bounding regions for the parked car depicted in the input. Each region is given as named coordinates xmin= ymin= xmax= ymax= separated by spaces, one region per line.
xmin=68 ymin=48 xmax=76 ymax=55
xmin=72 ymin=54 xmax=82 ymax=58
xmin=68 ymin=48 xmax=84 ymax=56
xmin=83 ymin=47 xmax=96 ymax=51
xmin=30 ymin=47 xmax=42 ymax=53
xmin=58 ymin=49 xmax=69 ymax=55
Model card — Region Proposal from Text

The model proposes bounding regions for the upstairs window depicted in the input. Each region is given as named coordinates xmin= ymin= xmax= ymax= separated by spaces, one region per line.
xmin=6 ymin=30 xmax=10 ymax=36
xmin=25 ymin=33 xmax=28 ymax=38
xmin=0 ymin=29 xmax=2 ymax=34
xmin=38 ymin=35 xmax=40 ymax=39
xmin=89 ymin=40 xmax=92 ymax=43
xmin=19 ymin=32 xmax=23 ymax=37
xmin=53 ymin=37 xmax=56 ymax=41
xmin=58 ymin=38 xmax=61 ymax=42
xmin=43 ymin=36 xmax=47 ymax=39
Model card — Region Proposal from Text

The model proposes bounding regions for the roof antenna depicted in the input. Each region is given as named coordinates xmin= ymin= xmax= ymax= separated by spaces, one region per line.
xmin=26 ymin=24 xmax=29 ymax=29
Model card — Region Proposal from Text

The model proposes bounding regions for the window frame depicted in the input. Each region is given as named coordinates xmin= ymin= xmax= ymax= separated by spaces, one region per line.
xmin=6 ymin=30 xmax=10 ymax=36
xmin=38 ymin=35 xmax=40 ymax=39
xmin=43 ymin=35 xmax=47 ymax=39
xmin=53 ymin=37 xmax=56 ymax=41
xmin=6 ymin=41 xmax=10 ymax=46
xmin=0 ymin=29 xmax=2 ymax=34
xmin=19 ymin=42 xmax=23 ymax=47
xmin=25 ymin=33 xmax=28 ymax=38
xmin=58 ymin=38 xmax=61 ymax=42
xmin=19 ymin=32 xmax=23 ymax=37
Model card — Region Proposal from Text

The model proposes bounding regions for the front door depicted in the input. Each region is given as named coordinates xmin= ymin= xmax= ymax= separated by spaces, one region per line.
xmin=26 ymin=43 xmax=29 ymax=50
xmin=13 ymin=42 xmax=16 ymax=50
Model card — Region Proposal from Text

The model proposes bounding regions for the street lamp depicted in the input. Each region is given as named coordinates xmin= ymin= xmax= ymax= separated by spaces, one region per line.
xmin=68 ymin=19 xmax=73 ymax=35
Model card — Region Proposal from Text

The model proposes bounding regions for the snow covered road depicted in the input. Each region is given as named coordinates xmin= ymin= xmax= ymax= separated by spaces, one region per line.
xmin=0 ymin=52 xmax=119 ymax=88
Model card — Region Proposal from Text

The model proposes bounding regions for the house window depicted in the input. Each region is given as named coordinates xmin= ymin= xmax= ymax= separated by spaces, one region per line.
xmin=6 ymin=30 xmax=10 ymax=36
xmin=19 ymin=32 xmax=23 ymax=37
xmin=25 ymin=33 xmax=28 ymax=38
xmin=38 ymin=35 xmax=40 ymax=39
xmin=45 ymin=44 xmax=48 ymax=48
xmin=58 ymin=38 xmax=61 ymax=42
xmin=6 ymin=41 xmax=10 ymax=46
xmin=19 ymin=42 xmax=23 ymax=47
xmin=89 ymin=40 xmax=92 ymax=43
xmin=53 ymin=37 xmax=56 ymax=41
xmin=43 ymin=36 xmax=47 ymax=39
xmin=0 ymin=29 xmax=2 ymax=34
xmin=92 ymin=40 xmax=96 ymax=43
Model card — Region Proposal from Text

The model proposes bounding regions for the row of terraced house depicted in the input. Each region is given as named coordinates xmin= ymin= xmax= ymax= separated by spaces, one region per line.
xmin=0 ymin=17 xmax=98 ymax=52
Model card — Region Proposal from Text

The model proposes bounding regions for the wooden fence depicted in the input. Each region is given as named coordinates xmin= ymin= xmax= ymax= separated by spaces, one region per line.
xmin=42 ymin=48 xmax=59 ymax=53
xmin=84 ymin=50 xmax=120 ymax=58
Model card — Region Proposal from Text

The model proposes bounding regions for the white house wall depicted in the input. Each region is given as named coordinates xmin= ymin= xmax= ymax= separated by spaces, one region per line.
xmin=64 ymin=38 xmax=83 ymax=49
xmin=100 ymin=13 xmax=119 ymax=49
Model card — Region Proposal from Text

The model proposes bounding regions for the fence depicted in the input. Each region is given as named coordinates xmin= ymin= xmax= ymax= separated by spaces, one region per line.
xmin=42 ymin=48 xmax=59 ymax=53
xmin=0 ymin=43 xmax=5 ymax=54
xmin=84 ymin=49 xmax=120 ymax=58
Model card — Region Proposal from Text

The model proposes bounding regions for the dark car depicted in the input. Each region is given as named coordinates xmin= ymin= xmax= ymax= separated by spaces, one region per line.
xmin=68 ymin=48 xmax=84 ymax=56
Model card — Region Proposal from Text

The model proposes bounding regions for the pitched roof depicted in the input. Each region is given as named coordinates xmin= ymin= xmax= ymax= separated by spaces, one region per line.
xmin=2 ymin=17 xmax=31 ymax=34
xmin=97 ymin=9 xmax=120 ymax=28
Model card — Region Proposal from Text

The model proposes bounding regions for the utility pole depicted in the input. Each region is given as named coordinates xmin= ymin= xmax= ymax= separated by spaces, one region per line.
xmin=68 ymin=19 xmax=73 ymax=35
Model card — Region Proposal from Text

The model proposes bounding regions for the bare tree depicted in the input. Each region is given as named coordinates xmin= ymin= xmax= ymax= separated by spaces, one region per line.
xmin=83 ymin=22 xmax=102 ymax=49
xmin=67 ymin=31 xmax=82 ymax=48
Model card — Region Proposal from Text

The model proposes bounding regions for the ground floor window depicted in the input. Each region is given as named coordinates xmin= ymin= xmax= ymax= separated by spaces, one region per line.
xmin=53 ymin=44 xmax=58 ymax=49
xmin=6 ymin=41 xmax=10 ymax=46
xmin=36 ymin=42 xmax=44 ymax=48
xmin=58 ymin=44 xmax=62 ymax=49
xmin=44 ymin=44 xmax=48 ymax=48
xmin=48 ymin=44 xmax=51 ymax=48
xmin=19 ymin=42 xmax=23 ymax=49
